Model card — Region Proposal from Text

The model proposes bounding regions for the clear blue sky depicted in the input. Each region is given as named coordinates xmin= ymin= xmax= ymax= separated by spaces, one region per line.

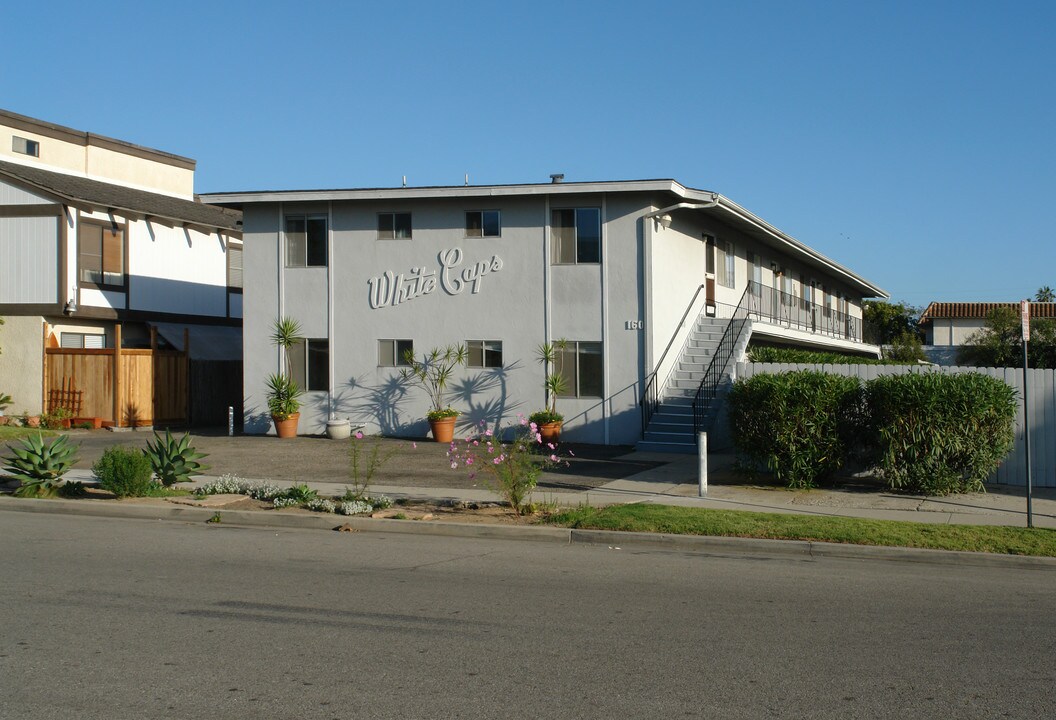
xmin=5 ymin=0 xmax=1054 ymax=304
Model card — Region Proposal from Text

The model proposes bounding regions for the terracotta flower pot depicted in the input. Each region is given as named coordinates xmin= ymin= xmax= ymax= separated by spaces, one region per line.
xmin=428 ymin=416 xmax=457 ymax=443
xmin=538 ymin=421 xmax=562 ymax=445
xmin=273 ymin=412 xmax=300 ymax=438
xmin=25 ymin=416 xmax=41 ymax=428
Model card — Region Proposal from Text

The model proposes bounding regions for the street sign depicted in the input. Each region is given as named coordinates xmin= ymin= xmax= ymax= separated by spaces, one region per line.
xmin=1021 ymin=299 xmax=1030 ymax=341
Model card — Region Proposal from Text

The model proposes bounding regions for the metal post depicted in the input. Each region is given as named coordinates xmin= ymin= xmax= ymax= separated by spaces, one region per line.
xmin=1023 ymin=340 xmax=1033 ymax=528
xmin=698 ymin=431 xmax=708 ymax=497
xmin=228 ymin=406 xmax=234 ymax=437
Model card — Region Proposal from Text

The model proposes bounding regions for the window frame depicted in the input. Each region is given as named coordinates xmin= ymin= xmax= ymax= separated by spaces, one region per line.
xmin=466 ymin=339 xmax=503 ymax=368
xmin=12 ymin=136 xmax=39 ymax=157
xmin=378 ymin=339 xmax=414 ymax=367
xmin=289 ymin=338 xmax=329 ymax=392
xmin=551 ymin=207 xmax=601 ymax=265
xmin=284 ymin=214 xmax=328 ymax=268
xmin=465 ymin=210 xmax=501 ymax=238
xmin=378 ymin=212 xmax=413 ymax=240
xmin=77 ymin=216 xmax=127 ymax=291
xmin=227 ymin=242 xmax=243 ymax=292
xmin=60 ymin=332 xmax=106 ymax=349
xmin=716 ymin=239 xmax=735 ymax=289
xmin=555 ymin=341 xmax=604 ymax=399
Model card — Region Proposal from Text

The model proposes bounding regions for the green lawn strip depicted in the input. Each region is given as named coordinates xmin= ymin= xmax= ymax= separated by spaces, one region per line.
xmin=543 ymin=504 xmax=1056 ymax=557
xmin=0 ymin=427 xmax=57 ymax=441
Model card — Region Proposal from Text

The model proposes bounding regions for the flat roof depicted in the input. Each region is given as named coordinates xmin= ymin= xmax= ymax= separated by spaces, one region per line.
xmin=201 ymin=178 xmax=887 ymax=298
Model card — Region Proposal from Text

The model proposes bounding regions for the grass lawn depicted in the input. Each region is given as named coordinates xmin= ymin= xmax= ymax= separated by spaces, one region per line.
xmin=544 ymin=504 xmax=1056 ymax=557
xmin=0 ymin=426 xmax=56 ymax=442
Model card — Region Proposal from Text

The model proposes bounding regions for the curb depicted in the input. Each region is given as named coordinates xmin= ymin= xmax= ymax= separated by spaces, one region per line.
xmin=2 ymin=497 xmax=1053 ymax=570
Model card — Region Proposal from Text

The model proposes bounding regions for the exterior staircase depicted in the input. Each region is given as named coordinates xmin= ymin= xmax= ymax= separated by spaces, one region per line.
xmin=637 ymin=316 xmax=749 ymax=454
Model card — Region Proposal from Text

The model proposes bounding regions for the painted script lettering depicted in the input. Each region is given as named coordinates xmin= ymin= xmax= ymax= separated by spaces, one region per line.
xmin=368 ymin=248 xmax=502 ymax=309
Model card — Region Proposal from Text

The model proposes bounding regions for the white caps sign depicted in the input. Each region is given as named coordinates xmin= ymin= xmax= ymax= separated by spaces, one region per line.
xmin=1021 ymin=299 xmax=1030 ymax=341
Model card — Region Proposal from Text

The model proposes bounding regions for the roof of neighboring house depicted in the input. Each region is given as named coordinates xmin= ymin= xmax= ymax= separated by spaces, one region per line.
xmin=201 ymin=178 xmax=887 ymax=298
xmin=0 ymin=159 xmax=241 ymax=232
xmin=919 ymin=301 xmax=1056 ymax=324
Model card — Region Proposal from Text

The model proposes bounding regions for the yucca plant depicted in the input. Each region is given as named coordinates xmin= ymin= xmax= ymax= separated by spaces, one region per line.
xmin=144 ymin=430 xmax=210 ymax=485
xmin=3 ymin=432 xmax=79 ymax=498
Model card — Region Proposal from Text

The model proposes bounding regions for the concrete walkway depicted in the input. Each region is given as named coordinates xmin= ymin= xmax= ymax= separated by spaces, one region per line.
xmin=51 ymin=449 xmax=1056 ymax=529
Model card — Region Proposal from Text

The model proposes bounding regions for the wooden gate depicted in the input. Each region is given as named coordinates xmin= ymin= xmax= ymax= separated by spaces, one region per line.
xmin=44 ymin=330 xmax=189 ymax=427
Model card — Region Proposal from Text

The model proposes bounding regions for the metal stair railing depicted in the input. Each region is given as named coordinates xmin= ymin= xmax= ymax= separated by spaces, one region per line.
xmin=693 ymin=285 xmax=752 ymax=433
xmin=639 ymin=284 xmax=707 ymax=433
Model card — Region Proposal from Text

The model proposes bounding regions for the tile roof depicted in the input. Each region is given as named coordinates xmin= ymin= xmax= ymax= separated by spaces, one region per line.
xmin=919 ymin=301 xmax=1056 ymax=323
xmin=0 ymin=159 xmax=241 ymax=231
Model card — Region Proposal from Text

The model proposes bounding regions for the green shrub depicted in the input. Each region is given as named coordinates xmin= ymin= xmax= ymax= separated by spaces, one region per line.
xmin=884 ymin=331 xmax=926 ymax=363
xmin=92 ymin=447 xmax=158 ymax=498
xmin=3 ymin=433 xmax=79 ymax=498
xmin=866 ymin=372 xmax=1017 ymax=495
xmin=727 ymin=371 xmax=866 ymax=488
xmin=747 ymin=345 xmax=899 ymax=365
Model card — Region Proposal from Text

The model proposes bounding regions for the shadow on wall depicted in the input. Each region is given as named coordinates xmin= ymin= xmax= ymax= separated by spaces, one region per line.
xmin=337 ymin=374 xmax=411 ymax=435
xmin=449 ymin=362 xmax=526 ymax=434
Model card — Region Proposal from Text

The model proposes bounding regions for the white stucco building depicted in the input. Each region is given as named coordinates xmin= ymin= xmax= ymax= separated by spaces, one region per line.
xmin=204 ymin=178 xmax=886 ymax=450
xmin=0 ymin=109 xmax=242 ymax=423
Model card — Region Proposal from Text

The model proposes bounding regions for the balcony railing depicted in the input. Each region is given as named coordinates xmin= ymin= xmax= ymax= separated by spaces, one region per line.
xmin=746 ymin=281 xmax=875 ymax=344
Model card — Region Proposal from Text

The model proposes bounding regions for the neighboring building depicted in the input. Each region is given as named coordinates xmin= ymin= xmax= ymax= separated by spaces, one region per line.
xmin=918 ymin=301 xmax=1056 ymax=365
xmin=0 ymin=109 xmax=243 ymax=424
xmin=203 ymin=178 xmax=886 ymax=450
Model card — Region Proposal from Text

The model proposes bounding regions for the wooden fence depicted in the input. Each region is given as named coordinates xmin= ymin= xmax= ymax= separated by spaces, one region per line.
xmin=45 ymin=326 xmax=188 ymax=427
xmin=736 ymin=362 xmax=1056 ymax=488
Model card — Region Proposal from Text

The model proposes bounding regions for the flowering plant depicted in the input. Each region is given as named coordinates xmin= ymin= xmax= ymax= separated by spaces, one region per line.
xmin=447 ymin=415 xmax=569 ymax=515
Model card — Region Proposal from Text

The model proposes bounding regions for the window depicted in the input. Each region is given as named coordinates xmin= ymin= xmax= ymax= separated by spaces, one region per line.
xmin=289 ymin=339 xmax=329 ymax=392
xmin=78 ymin=219 xmax=125 ymax=287
xmin=60 ymin=332 xmax=105 ymax=349
xmin=555 ymin=341 xmax=603 ymax=398
xmin=551 ymin=208 xmax=600 ymax=264
xmin=716 ymin=239 xmax=735 ymax=288
xmin=285 ymin=215 xmax=327 ymax=267
xmin=227 ymin=243 xmax=243 ymax=290
xmin=467 ymin=340 xmax=503 ymax=368
xmin=466 ymin=210 xmax=501 ymax=238
xmin=12 ymin=136 xmax=39 ymax=157
xmin=378 ymin=339 xmax=414 ymax=367
xmin=378 ymin=212 xmax=412 ymax=239
xmin=748 ymin=251 xmax=762 ymax=296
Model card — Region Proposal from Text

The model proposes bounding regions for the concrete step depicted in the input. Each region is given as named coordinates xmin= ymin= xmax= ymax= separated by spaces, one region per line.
xmin=635 ymin=439 xmax=697 ymax=454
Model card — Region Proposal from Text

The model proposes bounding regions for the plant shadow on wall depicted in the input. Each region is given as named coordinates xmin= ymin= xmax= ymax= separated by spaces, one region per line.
xmin=449 ymin=361 xmax=525 ymax=434
xmin=343 ymin=375 xmax=410 ymax=436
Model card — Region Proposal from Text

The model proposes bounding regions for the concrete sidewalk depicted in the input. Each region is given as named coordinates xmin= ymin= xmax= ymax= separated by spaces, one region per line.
xmin=52 ymin=450 xmax=1056 ymax=529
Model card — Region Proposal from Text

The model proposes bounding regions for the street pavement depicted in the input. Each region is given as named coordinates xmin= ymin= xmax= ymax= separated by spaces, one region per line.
xmin=2 ymin=511 xmax=1053 ymax=719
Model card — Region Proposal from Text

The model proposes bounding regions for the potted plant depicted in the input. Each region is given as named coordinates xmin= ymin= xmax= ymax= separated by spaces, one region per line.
xmin=529 ymin=340 xmax=568 ymax=444
xmin=266 ymin=317 xmax=304 ymax=438
xmin=399 ymin=345 xmax=467 ymax=443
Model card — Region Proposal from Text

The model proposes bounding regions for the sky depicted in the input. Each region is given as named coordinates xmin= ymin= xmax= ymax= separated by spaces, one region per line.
xmin=4 ymin=0 xmax=1054 ymax=304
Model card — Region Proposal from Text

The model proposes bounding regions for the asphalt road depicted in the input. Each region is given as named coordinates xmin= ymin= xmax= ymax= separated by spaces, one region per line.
xmin=2 ymin=512 xmax=1053 ymax=719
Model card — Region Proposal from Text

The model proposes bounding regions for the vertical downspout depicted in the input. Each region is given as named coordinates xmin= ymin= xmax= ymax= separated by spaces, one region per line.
xmin=276 ymin=202 xmax=284 ymax=375
xmin=600 ymin=193 xmax=609 ymax=445
xmin=543 ymin=195 xmax=551 ymax=410
xmin=642 ymin=209 xmax=654 ymax=387
xmin=326 ymin=200 xmax=334 ymax=419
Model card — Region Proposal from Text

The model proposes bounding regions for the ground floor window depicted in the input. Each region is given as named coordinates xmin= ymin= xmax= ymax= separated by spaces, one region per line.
xmin=289 ymin=339 xmax=328 ymax=391
xmin=60 ymin=332 xmax=105 ymax=349
xmin=556 ymin=341 xmax=603 ymax=398
xmin=379 ymin=339 xmax=414 ymax=367
xmin=466 ymin=340 xmax=503 ymax=368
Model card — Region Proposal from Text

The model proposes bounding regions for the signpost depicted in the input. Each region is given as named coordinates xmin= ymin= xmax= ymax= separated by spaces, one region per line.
xmin=1021 ymin=300 xmax=1033 ymax=528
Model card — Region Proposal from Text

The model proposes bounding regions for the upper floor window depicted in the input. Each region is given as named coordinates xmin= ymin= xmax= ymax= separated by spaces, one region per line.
xmin=289 ymin=338 xmax=329 ymax=392
xmin=227 ymin=243 xmax=243 ymax=291
xmin=466 ymin=340 xmax=503 ymax=368
xmin=285 ymin=215 xmax=327 ymax=267
xmin=556 ymin=341 xmax=603 ymax=398
xmin=78 ymin=219 xmax=125 ymax=288
xmin=466 ymin=210 xmax=500 ymax=238
xmin=747 ymin=251 xmax=762 ymax=296
xmin=378 ymin=212 xmax=412 ymax=240
xmin=12 ymin=136 xmax=39 ymax=157
xmin=716 ymin=239 xmax=735 ymax=288
xmin=378 ymin=339 xmax=414 ymax=367
xmin=552 ymin=208 xmax=600 ymax=264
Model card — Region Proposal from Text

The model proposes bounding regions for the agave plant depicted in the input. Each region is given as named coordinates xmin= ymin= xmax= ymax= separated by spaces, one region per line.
xmin=3 ymin=433 xmax=79 ymax=498
xmin=144 ymin=430 xmax=210 ymax=485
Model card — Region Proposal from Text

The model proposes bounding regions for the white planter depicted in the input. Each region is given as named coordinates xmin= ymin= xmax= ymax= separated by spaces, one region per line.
xmin=326 ymin=419 xmax=352 ymax=440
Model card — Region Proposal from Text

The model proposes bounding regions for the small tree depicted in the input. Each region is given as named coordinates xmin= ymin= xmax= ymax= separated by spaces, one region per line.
xmin=531 ymin=339 xmax=568 ymax=424
xmin=958 ymin=307 xmax=1056 ymax=368
xmin=399 ymin=345 xmax=467 ymax=420
xmin=265 ymin=317 xmax=304 ymax=420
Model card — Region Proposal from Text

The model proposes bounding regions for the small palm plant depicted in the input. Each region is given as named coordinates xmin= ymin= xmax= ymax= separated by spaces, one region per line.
xmin=3 ymin=433 xmax=79 ymax=498
xmin=530 ymin=339 xmax=568 ymax=425
xmin=145 ymin=430 xmax=210 ymax=485
xmin=266 ymin=317 xmax=305 ymax=432
xmin=399 ymin=345 xmax=468 ymax=420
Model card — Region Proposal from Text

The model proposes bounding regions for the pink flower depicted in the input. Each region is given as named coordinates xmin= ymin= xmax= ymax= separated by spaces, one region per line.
xmin=487 ymin=446 xmax=494 ymax=454
xmin=412 ymin=442 xmax=417 ymax=449
xmin=355 ymin=431 xmax=364 ymax=439
xmin=535 ymin=433 xmax=542 ymax=443
xmin=547 ymin=443 xmax=555 ymax=450
xmin=520 ymin=417 xmax=528 ymax=425
xmin=450 ymin=461 xmax=458 ymax=469
xmin=529 ymin=422 xmax=538 ymax=431
xmin=473 ymin=440 xmax=479 ymax=446
xmin=466 ymin=457 xmax=474 ymax=466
